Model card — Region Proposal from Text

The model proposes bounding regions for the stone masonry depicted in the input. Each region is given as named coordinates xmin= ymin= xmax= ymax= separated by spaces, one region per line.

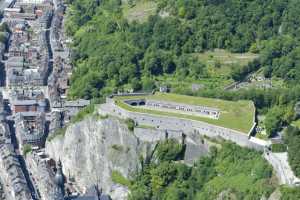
xmin=99 ymin=97 xmax=265 ymax=151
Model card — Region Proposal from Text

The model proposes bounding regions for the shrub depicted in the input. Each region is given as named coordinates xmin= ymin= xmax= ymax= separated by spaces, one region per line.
xmin=111 ymin=170 xmax=131 ymax=187
xmin=111 ymin=144 xmax=124 ymax=151
xmin=125 ymin=118 xmax=135 ymax=131
xmin=47 ymin=127 xmax=67 ymax=141
xmin=271 ymin=143 xmax=287 ymax=152
xmin=280 ymin=186 xmax=300 ymax=200
xmin=156 ymin=138 xmax=185 ymax=162
xmin=71 ymin=104 xmax=95 ymax=123
xmin=23 ymin=144 xmax=32 ymax=156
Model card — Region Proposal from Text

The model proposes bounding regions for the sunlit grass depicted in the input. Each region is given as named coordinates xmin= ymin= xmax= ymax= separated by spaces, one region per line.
xmin=114 ymin=92 xmax=255 ymax=133
xmin=122 ymin=0 xmax=157 ymax=22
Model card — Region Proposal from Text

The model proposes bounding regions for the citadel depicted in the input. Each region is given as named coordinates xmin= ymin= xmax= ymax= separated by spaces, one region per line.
xmin=0 ymin=0 xmax=299 ymax=199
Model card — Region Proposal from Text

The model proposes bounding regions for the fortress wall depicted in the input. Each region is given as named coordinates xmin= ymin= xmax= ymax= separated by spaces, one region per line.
xmin=99 ymin=101 xmax=264 ymax=151
xmin=247 ymin=101 xmax=257 ymax=136
xmin=134 ymin=128 xmax=183 ymax=142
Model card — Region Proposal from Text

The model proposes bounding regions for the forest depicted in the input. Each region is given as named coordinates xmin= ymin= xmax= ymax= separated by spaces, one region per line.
xmin=284 ymin=126 xmax=300 ymax=177
xmin=65 ymin=0 xmax=300 ymax=99
xmin=129 ymin=139 xmax=275 ymax=200
xmin=64 ymin=0 xmax=300 ymax=136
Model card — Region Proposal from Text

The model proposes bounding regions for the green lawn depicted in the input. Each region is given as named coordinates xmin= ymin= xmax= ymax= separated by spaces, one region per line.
xmin=122 ymin=0 xmax=157 ymax=22
xmin=114 ymin=93 xmax=255 ymax=133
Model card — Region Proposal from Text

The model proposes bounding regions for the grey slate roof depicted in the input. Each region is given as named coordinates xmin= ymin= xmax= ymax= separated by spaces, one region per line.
xmin=12 ymin=99 xmax=38 ymax=106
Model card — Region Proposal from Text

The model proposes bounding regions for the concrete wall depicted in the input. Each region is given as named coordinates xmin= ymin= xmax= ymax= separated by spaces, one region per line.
xmin=99 ymin=101 xmax=264 ymax=151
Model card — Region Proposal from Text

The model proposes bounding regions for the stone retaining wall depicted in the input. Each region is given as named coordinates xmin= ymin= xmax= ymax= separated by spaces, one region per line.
xmin=99 ymin=101 xmax=264 ymax=151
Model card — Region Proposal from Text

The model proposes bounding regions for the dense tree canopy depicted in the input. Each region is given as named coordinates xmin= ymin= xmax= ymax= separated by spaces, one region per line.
xmin=129 ymin=141 xmax=275 ymax=200
xmin=64 ymin=1 xmax=300 ymax=197
xmin=65 ymin=0 xmax=300 ymax=99
xmin=284 ymin=126 xmax=300 ymax=177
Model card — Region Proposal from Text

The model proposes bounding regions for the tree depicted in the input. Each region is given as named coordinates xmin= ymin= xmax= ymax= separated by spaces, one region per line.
xmin=264 ymin=106 xmax=284 ymax=137
xmin=284 ymin=126 xmax=300 ymax=177
xmin=156 ymin=139 xmax=184 ymax=162
xmin=141 ymin=77 xmax=155 ymax=92
xmin=280 ymin=186 xmax=300 ymax=200
xmin=129 ymin=142 xmax=275 ymax=200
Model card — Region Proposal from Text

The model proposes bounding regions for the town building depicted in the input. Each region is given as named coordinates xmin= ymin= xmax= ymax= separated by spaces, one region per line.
xmin=52 ymin=160 xmax=111 ymax=200
xmin=0 ymin=123 xmax=32 ymax=200
xmin=15 ymin=111 xmax=46 ymax=149
xmin=12 ymin=99 xmax=47 ymax=113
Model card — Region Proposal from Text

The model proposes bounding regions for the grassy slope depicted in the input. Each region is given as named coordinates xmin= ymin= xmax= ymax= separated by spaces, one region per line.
xmin=195 ymin=49 xmax=258 ymax=87
xmin=196 ymin=49 xmax=258 ymax=68
xmin=122 ymin=0 xmax=157 ymax=22
xmin=155 ymin=49 xmax=259 ymax=91
xmin=115 ymin=93 xmax=255 ymax=133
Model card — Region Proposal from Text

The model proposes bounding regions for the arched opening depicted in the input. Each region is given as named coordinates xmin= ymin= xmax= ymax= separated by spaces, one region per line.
xmin=139 ymin=101 xmax=145 ymax=106
xmin=130 ymin=102 xmax=137 ymax=106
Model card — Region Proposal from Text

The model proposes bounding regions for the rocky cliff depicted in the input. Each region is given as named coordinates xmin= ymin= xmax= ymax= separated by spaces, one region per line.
xmin=45 ymin=116 xmax=211 ymax=199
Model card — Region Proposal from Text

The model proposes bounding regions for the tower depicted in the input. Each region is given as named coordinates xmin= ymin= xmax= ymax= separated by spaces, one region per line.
xmin=53 ymin=159 xmax=65 ymax=200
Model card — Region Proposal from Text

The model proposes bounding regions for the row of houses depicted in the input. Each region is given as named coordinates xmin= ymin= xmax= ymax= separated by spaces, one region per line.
xmin=0 ymin=0 xmax=92 ymax=199
xmin=0 ymin=95 xmax=32 ymax=200
xmin=4 ymin=0 xmax=53 ymax=88
xmin=50 ymin=0 xmax=65 ymax=52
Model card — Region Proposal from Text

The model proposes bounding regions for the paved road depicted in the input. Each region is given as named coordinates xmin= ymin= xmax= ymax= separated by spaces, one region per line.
xmin=264 ymin=151 xmax=300 ymax=186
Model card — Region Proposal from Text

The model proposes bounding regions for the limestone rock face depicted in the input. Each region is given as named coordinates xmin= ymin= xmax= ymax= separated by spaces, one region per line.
xmin=46 ymin=117 xmax=211 ymax=199
xmin=45 ymin=117 xmax=146 ymax=198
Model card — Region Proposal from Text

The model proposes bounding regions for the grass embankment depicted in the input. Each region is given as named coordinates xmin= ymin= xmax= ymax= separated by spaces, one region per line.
xmin=122 ymin=0 xmax=157 ymax=22
xmin=114 ymin=93 xmax=255 ymax=133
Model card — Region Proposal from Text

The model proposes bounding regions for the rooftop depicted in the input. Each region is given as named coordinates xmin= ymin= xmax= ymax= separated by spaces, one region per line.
xmin=12 ymin=99 xmax=38 ymax=106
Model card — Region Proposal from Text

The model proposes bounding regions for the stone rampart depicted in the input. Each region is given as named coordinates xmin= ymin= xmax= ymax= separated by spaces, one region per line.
xmin=99 ymin=101 xmax=264 ymax=151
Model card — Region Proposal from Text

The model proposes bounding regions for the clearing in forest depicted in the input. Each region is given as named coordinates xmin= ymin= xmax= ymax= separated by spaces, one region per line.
xmin=122 ymin=0 xmax=157 ymax=22
xmin=196 ymin=49 xmax=259 ymax=77
xmin=154 ymin=49 xmax=259 ymax=91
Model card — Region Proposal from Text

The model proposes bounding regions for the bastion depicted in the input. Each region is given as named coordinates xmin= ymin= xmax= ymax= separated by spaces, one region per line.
xmin=99 ymin=92 xmax=261 ymax=149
